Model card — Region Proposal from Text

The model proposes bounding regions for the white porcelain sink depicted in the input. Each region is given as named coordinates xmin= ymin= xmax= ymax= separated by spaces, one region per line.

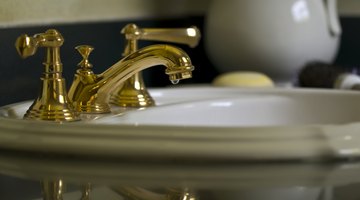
xmin=95 ymin=87 xmax=360 ymax=126
xmin=1 ymin=86 xmax=360 ymax=161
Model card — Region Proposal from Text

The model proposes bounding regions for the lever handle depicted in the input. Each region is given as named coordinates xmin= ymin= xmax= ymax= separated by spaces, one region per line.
xmin=15 ymin=29 xmax=64 ymax=59
xmin=15 ymin=34 xmax=38 ymax=58
xmin=121 ymin=23 xmax=201 ymax=48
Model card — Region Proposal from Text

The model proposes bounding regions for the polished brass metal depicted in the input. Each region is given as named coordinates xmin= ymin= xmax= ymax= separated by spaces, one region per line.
xmin=15 ymin=29 xmax=79 ymax=122
xmin=166 ymin=188 xmax=197 ymax=200
xmin=68 ymin=44 xmax=194 ymax=113
xmin=114 ymin=187 xmax=197 ymax=200
xmin=68 ymin=45 xmax=110 ymax=113
xmin=80 ymin=183 xmax=92 ymax=200
xmin=110 ymin=23 xmax=201 ymax=107
xmin=41 ymin=179 xmax=65 ymax=200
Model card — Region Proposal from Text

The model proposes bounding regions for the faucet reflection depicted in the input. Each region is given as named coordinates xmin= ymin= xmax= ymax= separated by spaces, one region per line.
xmin=41 ymin=179 xmax=65 ymax=200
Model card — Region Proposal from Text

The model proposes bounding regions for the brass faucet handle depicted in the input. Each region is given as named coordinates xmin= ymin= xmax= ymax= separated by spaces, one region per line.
xmin=76 ymin=45 xmax=94 ymax=69
xmin=15 ymin=29 xmax=80 ymax=122
xmin=121 ymin=23 xmax=201 ymax=48
xmin=141 ymin=26 xmax=201 ymax=48
xmin=15 ymin=29 xmax=64 ymax=59
xmin=15 ymin=34 xmax=38 ymax=59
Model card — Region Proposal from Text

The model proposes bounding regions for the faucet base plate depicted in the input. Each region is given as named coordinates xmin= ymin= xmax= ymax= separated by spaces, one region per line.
xmin=24 ymin=107 xmax=80 ymax=122
xmin=75 ymin=103 xmax=111 ymax=114
xmin=110 ymin=92 xmax=155 ymax=108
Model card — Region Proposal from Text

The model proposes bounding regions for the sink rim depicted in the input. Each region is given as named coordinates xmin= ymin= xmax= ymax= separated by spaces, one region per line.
xmin=0 ymin=86 xmax=359 ymax=161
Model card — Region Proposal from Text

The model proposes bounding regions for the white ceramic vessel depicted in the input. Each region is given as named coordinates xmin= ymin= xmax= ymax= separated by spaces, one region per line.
xmin=0 ymin=87 xmax=360 ymax=161
xmin=205 ymin=0 xmax=341 ymax=85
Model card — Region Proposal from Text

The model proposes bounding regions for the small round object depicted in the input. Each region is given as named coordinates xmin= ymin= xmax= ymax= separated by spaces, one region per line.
xmin=212 ymin=71 xmax=275 ymax=87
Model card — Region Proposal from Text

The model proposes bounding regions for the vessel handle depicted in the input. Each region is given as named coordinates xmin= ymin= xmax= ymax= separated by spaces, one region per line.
xmin=324 ymin=0 xmax=342 ymax=36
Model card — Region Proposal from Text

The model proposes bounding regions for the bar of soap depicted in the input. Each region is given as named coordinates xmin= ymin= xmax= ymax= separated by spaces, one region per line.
xmin=212 ymin=71 xmax=274 ymax=87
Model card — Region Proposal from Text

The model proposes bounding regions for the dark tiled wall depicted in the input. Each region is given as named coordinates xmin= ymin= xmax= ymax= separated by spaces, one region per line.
xmin=0 ymin=16 xmax=359 ymax=106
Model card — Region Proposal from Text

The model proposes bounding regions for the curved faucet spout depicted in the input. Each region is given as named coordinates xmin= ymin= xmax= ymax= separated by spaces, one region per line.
xmin=68 ymin=44 xmax=194 ymax=113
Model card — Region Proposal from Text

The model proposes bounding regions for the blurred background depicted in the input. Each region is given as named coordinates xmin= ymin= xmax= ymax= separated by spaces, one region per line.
xmin=1 ymin=0 xmax=360 ymax=199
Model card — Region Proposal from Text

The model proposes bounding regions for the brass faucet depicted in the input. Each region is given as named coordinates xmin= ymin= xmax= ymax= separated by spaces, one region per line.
xmin=14 ymin=25 xmax=199 ymax=121
xmin=110 ymin=23 xmax=201 ymax=107
xmin=68 ymin=44 xmax=194 ymax=113
xmin=15 ymin=29 xmax=79 ymax=122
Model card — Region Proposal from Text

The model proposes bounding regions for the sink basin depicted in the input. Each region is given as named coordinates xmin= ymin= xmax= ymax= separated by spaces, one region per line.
xmin=95 ymin=87 xmax=360 ymax=126
xmin=0 ymin=86 xmax=360 ymax=161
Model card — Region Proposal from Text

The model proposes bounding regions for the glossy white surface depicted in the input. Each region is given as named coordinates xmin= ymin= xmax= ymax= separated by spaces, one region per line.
xmin=96 ymin=89 xmax=360 ymax=126
xmin=0 ymin=87 xmax=360 ymax=161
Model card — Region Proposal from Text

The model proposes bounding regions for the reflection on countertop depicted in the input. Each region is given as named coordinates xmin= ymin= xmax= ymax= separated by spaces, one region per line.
xmin=0 ymin=150 xmax=359 ymax=199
